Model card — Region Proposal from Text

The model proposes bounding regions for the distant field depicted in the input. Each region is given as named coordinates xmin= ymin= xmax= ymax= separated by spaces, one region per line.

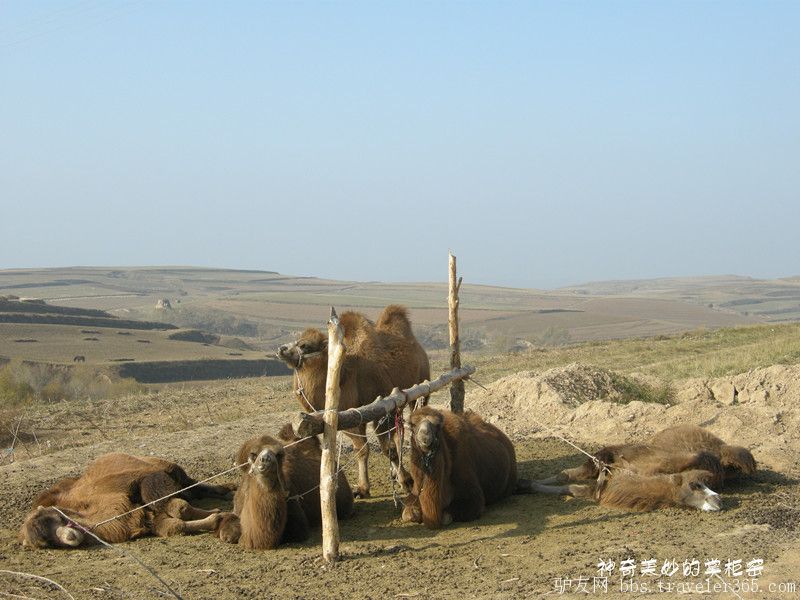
xmin=0 ymin=323 xmax=265 ymax=365
xmin=2 ymin=266 xmax=796 ymax=361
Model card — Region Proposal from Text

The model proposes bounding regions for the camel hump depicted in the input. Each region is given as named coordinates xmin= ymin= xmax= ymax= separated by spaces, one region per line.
xmin=277 ymin=423 xmax=299 ymax=442
xmin=375 ymin=304 xmax=413 ymax=338
xmin=339 ymin=311 xmax=375 ymax=337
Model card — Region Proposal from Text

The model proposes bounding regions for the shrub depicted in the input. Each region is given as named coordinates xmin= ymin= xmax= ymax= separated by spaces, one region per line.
xmin=0 ymin=360 xmax=142 ymax=404
xmin=608 ymin=372 xmax=674 ymax=405
xmin=0 ymin=363 xmax=34 ymax=406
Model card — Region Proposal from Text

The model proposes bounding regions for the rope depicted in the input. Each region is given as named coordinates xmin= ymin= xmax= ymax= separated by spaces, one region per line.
xmin=295 ymin=383 xmax=348 ymax=415
xmin=0 ymin=571 xmax=74 ymax=600
xmin=467 ymin=377 xmax=611 ymax=475
xmin=51 ymin=508 xmax=183 ymax=600
xmin=92 ymin=434 xmax=316 ymax=530
xmin=296 ymin=385 xmax=316 ymax=412
xmin=91 ymin=463 xmax=243 ymax=529
xmin=296 ymin=350 xmax=323 ymax=367
xmin=287 ymin=436 xmax=371 ymax=502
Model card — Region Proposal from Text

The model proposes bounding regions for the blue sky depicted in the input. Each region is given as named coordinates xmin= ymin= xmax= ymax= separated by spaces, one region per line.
xmin=1 ymin=1 xmax=798 ymax=288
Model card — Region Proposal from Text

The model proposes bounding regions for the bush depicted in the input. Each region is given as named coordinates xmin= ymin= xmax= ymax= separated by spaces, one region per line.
xmin=0 ymin=360 xmax=143 ymax=404
xmin=156 ymin=307 xmax=259 ymax=337
xmin=608 ymin=372 xmax=674 ymax=405
xmin=0 ymin=363 xmax=34 ymax=406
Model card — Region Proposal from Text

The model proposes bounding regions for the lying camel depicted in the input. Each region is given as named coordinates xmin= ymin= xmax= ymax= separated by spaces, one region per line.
xmin=19 ymin=453 xmax=231 ymax=548
xmin=217 ymin=425 xmax=354 ymax=549
xmin=401 ymin=407 xmax=517 ymax=528
xmin=525 ymin=469 xmax=722 ymax=512
xmin=535 ymin=445 xmax=727 ymax=489
xmin=648 ymin=425 xmax=756 ymax=480
xmin=535 ymin=424 xmax=756 ymax=490
xmin=524 ymin=425 xmax=756 ymax=512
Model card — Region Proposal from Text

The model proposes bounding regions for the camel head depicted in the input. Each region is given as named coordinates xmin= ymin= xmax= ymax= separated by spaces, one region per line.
xmin=672 ymin=470 xmax=721 ymax=512
xmin=720 ymin=444 xmax=757 ymax=478
xmin=238 ymin=436 xmax=287 ymax=492
xmin=410 ymin=408 xmax=445 ymax=472
xmin=19 ymin=506 xmax=86 ymax=549
xmin=277 ymin=329 xmax=327 ymax=369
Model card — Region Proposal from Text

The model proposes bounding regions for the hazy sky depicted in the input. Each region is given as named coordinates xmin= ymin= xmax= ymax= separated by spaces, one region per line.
xmin=1 ymin=1 xmax=798 ymax=289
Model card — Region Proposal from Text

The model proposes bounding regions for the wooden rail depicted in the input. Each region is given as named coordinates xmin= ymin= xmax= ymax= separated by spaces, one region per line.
xmin=295 ymin=365 xmax=476 ymax=438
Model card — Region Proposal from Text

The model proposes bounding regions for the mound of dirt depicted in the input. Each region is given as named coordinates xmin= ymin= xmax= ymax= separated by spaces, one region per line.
xmin=167 ymin=329 xmax=221 ymax=344
xmin=468 ymin=362 xmax=800 ymax=475
xmin=219 ymin=336 xmax=255 ymax=351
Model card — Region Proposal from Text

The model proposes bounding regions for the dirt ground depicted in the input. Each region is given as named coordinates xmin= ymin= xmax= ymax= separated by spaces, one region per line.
xmin=1 ymin=368 xmax=799 ymax=599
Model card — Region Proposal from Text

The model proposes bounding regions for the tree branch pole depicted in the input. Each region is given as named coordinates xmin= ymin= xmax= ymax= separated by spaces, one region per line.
xmin=320 ymin=307 xmax=345 ymax=564
xmin=448 ymin=252 xmax=465 ymax=413
xmin=295 ymin=365 xmax=476 ymax=437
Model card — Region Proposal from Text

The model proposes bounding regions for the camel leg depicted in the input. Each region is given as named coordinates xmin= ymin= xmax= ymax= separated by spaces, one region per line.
xmin=395 ymin=412 xmax=414 ymax=493
xmin=536 ymin=461 xmax=599 ymax=485
xmin=216 ymin=513 xmax=241 ymax=544
xmin=164 ymin=498 xmax=219 ymax=520
xmin=151 ymin=512 xmax=220 ymax=537
xmin=346 ymin=429 xmax=370 ymax=498
xmin=192 ymin=482 xmax=236 ymax=500
xmin=401 ymin=494 xmax=422 ymax=523
xmin=376 ymin=413 xmax=414 ymax=493
xmin=449 ymin=481 xmax=485 ymax=523
xmin=528 ymin=482 xmax=595 ymax=499
xmin=181 ymin=513 xmax=221 ymax=534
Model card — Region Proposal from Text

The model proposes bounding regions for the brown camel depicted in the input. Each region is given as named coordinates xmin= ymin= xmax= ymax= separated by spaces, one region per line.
xmin=19 ymin=453 xmax=231 ymax=548
xmin=523 ymin=425 xmax=756 ymax=512
xmin=534 ymin=424 xmax=756 ymax=490
xmin=648 ymin=425 xmax=756 ymax=480
xmin=217 ymin=425 xmax=354 ymax=550
xmin=277 ymin=305 xmax=430 ymax=497
xmin=525 ymin=469 xmax=722 ymax=512
xmin=401 ymin=407 xmax=517 ymax=528
xmin=535 ymin=444 xmax=727 ymax=489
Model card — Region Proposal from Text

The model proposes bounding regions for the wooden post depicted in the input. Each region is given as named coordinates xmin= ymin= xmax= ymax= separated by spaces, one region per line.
xmin=448 ymin=252 xmax=465 ymax=413
xmin=320 ymin=306 xmax=345 ymax=564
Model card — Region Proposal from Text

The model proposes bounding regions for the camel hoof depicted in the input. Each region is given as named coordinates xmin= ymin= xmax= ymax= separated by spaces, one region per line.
xmin=441 ymin=512 xmax=453 ymax=526
xmin=401 ymin=505 xmax=421 ymax=523
xmin=353 ymin=488 xmax=371 ymax=499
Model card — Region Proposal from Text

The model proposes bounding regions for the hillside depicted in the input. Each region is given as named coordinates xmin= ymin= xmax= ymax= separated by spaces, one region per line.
xmin=562 ymin=274 xmax=800 ymax=322
xmin=2 ymin=267 xmax=787 ymax=353
xmin=0 ymin=296 xmax=288 ymax=382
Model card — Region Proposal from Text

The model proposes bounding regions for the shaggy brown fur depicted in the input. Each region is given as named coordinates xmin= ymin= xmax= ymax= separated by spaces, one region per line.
xmin=648 ymin=425 xmax=757 ymax=480
xmin=277 ymin=304 xmax=430 ymax=497
xmin=217 ymin=426 xmax=354 ymax=550
xmin=537 ymin=444 xmax=726 ymax=489
xmin=401 ymin=407 xmax=517 ymax=528
xmin=527 ymin=469 xmax=722 ymax=512
xmin=19 ymin=453 xmax=231 ymax=549
xmin=524 ymin=425 xmax=754 ymax=512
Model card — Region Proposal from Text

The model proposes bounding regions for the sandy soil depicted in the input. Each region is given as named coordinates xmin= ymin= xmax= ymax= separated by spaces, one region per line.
xmin=1 ymin=367 xmax=799 ymax=599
